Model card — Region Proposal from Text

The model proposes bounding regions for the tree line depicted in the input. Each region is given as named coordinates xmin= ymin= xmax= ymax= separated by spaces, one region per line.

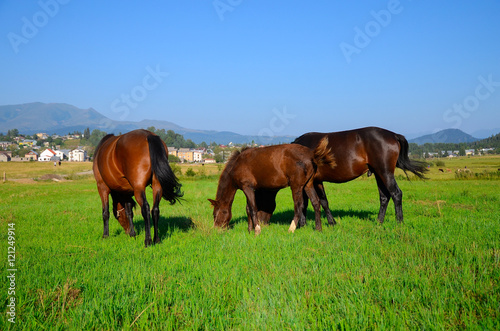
xmin=408 ymin=132 xmax=500 ymax=157
xmin=0 ymin=127 xmax=223 ymax=158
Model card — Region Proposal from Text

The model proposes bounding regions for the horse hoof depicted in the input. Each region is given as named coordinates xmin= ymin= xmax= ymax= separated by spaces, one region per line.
xmin=144 ymin=238 xmax=153 ymax=247
xmin=288 ymin=220 xmax=296 ymax=233
xmin=102 ymin=234 xmax=109 ymax=238
xmin=255 ymin=225 xmax=261 ymax=236
xmin=129 ymin=231 xmax=136 ymax=237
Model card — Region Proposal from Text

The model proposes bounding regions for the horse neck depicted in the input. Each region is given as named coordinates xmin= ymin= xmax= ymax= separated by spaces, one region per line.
xmin=215 ymin=171 xmax=237 ymax=208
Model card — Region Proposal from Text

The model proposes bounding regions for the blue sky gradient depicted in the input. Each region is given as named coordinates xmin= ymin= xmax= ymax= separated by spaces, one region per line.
xmin=1 ymin=1 xmax=499 ymax=137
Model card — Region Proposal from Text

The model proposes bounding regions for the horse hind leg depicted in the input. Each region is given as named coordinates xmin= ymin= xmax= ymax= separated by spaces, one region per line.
xmin=135 ymin=190 xmax=153 ymax=247
xmin=316 ymin=182 xmax=335 ymax=226
xmin=151 ymin=190 xmax=162 ymax=244
xmin=374 ymin=172 xmax=403 ymax=223
xmin=305 ymin=181 xmax=323 ymax=231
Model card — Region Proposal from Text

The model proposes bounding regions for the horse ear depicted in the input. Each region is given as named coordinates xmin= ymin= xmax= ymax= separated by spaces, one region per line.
xmin=208 ymin=199 xmax=218 ymax=208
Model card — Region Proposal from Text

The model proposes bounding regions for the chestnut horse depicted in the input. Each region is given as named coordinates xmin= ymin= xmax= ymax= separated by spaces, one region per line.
xmin=208 ymin=138 xmax=336 ymax=234
xmin=255 ymin=127 xmax=427 ymax=226
xmin=93 ymin=129 xmax=183 ymax=247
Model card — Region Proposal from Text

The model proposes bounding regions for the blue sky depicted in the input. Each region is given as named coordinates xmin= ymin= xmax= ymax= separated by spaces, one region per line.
xmin=1 ymin=1 xmax=499 ymax=138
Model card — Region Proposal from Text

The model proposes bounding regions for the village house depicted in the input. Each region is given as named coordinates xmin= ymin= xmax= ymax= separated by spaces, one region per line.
xmin=480 ymin=148 xmax=495 ymax=154
xmin=38 ymin=148 xmax=58 ymax=162
xmin=55 ymin=149 xmax=71 ymax=160
xmin=178 ymin=148 xmax=194 ymax=162
xmin=0 ymin=152 xmax=11 ymax=162
xmin=69 ymin=149 xmax=87 ymax=162
xmin=25 ymin=151 xmax=38 ymax=161
xmin=193 ymin=150 xmax=203 ymax=162
xmin=167 ymin=147 xmax=178 ymax=157
xmin=0 ymin=141 xmax=14 ymax=149
xmin=19 ymin=139 xmax=36 ymax=148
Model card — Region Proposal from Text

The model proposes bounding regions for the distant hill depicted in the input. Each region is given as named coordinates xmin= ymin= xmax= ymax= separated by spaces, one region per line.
xmin=0 ymin=102 xmax=293 ymax=144
xmin=409 ymin=129 xmax=480 ymax=145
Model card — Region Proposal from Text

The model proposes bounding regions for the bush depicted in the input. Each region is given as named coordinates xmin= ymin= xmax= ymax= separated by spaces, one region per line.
xmin=435 ymin=160 xmax=446 ymax=167
xmin=185 ymin=168 xmax=196 ymax=177
xmin=170 ymin=163 xmax=182 ymax=177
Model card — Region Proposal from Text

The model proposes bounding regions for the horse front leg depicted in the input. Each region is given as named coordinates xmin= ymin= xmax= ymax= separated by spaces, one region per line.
xmin=125 ymin=201 xmax=136 ymax=237
xmin=242 ymin=186 xmax=261 ymax=235
xmin=98 ymin=190 xmax=110 ymax=238
xmin=102 ymin=200 xmax=110 ymax=238
xmin=246 ymin=203 xmax=254 ymax=233
xmin=289 ymin=185 xmax=305 ymax=233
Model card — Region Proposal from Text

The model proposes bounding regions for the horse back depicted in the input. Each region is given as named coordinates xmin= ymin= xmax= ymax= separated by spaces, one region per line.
xmin=232 ymin=144 xmax=314 ymax=189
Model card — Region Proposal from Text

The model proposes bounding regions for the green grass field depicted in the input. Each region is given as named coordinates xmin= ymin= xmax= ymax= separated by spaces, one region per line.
xmin=1 ymin=157 xmax=499 ymax=329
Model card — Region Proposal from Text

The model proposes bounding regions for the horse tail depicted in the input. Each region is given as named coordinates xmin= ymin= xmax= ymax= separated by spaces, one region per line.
xmin=147 ymin=134 xmax=183 ymax=204
xmin=312 ymin=137 xmax=336 ymax=169
xmin=395 ymin=134 xmax=428 ymax=180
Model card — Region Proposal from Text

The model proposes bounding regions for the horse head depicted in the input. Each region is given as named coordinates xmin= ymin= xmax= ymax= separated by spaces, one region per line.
xmin=113 ymin=201 xmax=132 ymax=234
xmin=208 ymin=198 xmax=232 ymax=227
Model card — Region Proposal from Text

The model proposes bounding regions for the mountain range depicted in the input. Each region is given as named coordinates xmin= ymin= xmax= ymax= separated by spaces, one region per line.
xmin=0 ymin=103 xmax=293 ymax=144
xmin=0 ymin=102 xmax=498 ymax=145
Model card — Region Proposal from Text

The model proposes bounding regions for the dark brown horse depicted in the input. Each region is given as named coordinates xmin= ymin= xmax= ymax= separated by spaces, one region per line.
xmin=93 ymin=129 xmax=183 ymax=247
xmin=208 ymin=138 xmax=335 ymax=234
xmin=296 ymin=127 xmax=427 ymax=225
xmin=255 ymin=127 xmax=427 ymax=226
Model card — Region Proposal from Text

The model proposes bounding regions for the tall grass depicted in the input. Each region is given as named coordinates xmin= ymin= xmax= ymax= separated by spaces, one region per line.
xmin=0 ymin=160 xmax=499 ymax=329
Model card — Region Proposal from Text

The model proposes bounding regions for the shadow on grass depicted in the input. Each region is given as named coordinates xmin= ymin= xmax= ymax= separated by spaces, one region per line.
xmin=128 ymin=215 xmax=194 ymax=242
xmin=228 ymin=208 xmax=376 ymax=229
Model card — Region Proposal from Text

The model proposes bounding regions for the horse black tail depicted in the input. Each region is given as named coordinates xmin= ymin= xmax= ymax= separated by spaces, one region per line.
xmin=395 ymin=134 xmax=428 ymax=180
xmin=147 ymin=134 xmax=183 ymax=204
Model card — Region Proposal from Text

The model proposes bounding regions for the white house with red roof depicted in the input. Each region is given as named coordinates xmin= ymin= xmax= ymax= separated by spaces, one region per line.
xmin=38 ymin=148 xmax=58 ymax=161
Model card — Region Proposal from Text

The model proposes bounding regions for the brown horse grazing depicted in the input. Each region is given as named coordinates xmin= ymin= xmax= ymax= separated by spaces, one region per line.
xmin=294 ymin=127 xmax=428 ymax=225
xmin=208 ymin=138 xmax=336 ymax=234
xmin=253 ymin=127 xmax=427 ymax=226
xmin=93 ymin=129 xmax=183 ymax=247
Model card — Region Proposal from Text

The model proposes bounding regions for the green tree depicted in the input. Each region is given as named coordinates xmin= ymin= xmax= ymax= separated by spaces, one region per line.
xmin=89 ymin=129 xmax=108 ymax=147
xmin=7 ymin=129 xmax=19 ymax=139
xmin=84 ymin=127 xmax=91 ymax=140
